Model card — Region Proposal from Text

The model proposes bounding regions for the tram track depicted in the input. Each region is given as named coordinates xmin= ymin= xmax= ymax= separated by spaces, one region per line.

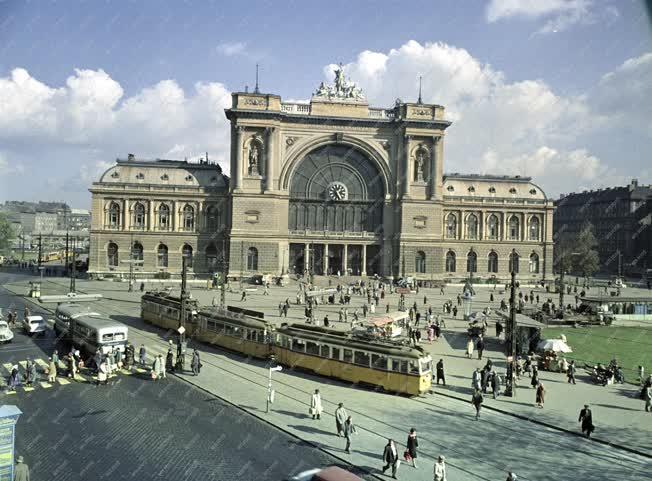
xmin=10 ymin=278 xmax=652 ymax=480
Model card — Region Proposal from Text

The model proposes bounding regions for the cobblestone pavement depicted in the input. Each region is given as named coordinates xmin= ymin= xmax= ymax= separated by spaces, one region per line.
xmin=3 ymin=271 xmax=650 ymax=481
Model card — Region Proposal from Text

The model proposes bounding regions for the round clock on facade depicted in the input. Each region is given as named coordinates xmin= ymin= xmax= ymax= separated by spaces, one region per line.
xmin=327 ymin=181 xmax=348 ymax=201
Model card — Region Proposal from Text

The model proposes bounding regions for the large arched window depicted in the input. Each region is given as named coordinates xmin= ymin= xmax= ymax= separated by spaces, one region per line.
xmin=529 ymin=216 xmax=540 ymax=241
xmin=183 ymin=205 xmax=195 ymax=231
xmin=133 ymin=203 xmax=145 ymax=229
xmin=132 ymin=242 xmax=143 ymax=262
xmin=508 ymin=215 xmax=520 ymax=240
xmin=206 ymin=206 xmax=219 ymax=231
xmin=509 ymin=251 xmax=520 ymax=273
xmin=206 ymin=243 xmax=218 ymax=272
xmin=108 ymin=202 xmax=120 ymax=228
xmin=445 ymin=251 xmax=456 ymax=272
xmin=466 ymin=214 xmax=479 ymax=240
xmin=487 ymin=214 xmax=499 ymax=240
xmin=158 ymin=204 xmax=170 ymax=230
xmin=488 ymin=251 xmax=498 ymax=273
xmin=107 ymin=242 xmax=119 ymax=266
xmin=157 ymin=244 xmax=168 ymax=267
xmin=247 ymin=247 xmax=258 ymax=271
xmin=466 ymin=251 xmax=477 ymax=273
xmin=529 ymin=252 xmax=539 ymax=273
xmin=415 ymin=251 xmax=426 ymax=274
xmin=182 ymin=244 xmax=193 ymax=268
xmin=446 ymin=214 xmax=457 ymax=239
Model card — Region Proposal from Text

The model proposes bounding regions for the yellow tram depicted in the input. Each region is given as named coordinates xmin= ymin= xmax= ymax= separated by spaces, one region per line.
xmin=274 ymin=324 xmax=432 ymax=396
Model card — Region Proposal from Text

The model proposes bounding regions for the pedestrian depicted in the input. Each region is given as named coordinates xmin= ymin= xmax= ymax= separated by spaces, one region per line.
xmin=166 ymin=348 xmax=175 ymax=373
xmin=567 ymin=360 xmax=577 ymax=384
xmin=67 ymin=352 xmax=77 ymax=380
xmin=433 ymin=455 xmax=447 ymax=481
xmin=97 ymin=359 xmax=108 ymax=386
xmin=476 ymin=336 xmax=485 ymax=360
xmin=644 ymin=384 xmax=652 ymax=412
xmin=436 ymin=359 xmax=446 ymax=385
xmin=452 ymin=306 xmax=458 ymax=317
xmin=490 ymin=292 xmax=494 ymax=303
xmin=14 ymin=455 xmax=29 ymax=481
xmin=406 ymin=428 xmax=418 ymax=468
xmin=578 ymin=404 xmax=595 ymax=437
xmin=47 ymin=357 xmax=57 ymax=383
xmin=472 ymin=367 xmax=482 ymax=391
xmin=52 ymin=349 xmax=59 ymax=367
xmin=191 ymin=349 xmax=201 ymax=376
xmin=140 ymin=282 xmax=145 ymax=292
xmin=9 ymin=365 xmax=20 ymax=391
xmin=278 ymin=302 xmax=283 ymax=317
xmin=139 ymin=344 xmax=147 ymax=366
xmin=310 ymin=389 xmax=323 ymax=420
xmin=491 ymin=371 xmax=501 ymax=399
xmin=241 ymin=290 xmax=247 ymax=301
xmin=471 ymin=389 xmax=483 ymax=420
xmin=466 ymin=337 xmax=474 ymax=358
xmin=381 ymin=439 xmax=399 ymax=479
xmin=114 ymin=348 xmax=123 ymax=370
xmin=158 ymin=354 xmax=166 ymax=379
xmin=25 ymin=358 xmax=33 ymax=387
xmin=335 ymin=403 xmax=348 ymax=436
xmin=535 ymin=382 xmax=545 ymax=408
xmin=28 ymin=359 xmax=38 ymax=386
xmin=152 ymin=355 xmax=161 ymax=381
xmin=343 ymin=415 xmax=356 ymax=453
xmin=495 ymin=321 xmax=503 ymax=338
xmin=506 ymin=472 xmax=518 ymax=481
xmin=638 ymin=365 xmax=645 ymax=386
xmin=125 ymin=342 xmax=135 ymax=370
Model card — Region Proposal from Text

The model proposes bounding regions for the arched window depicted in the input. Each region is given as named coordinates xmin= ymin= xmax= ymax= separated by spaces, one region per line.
xmin=206 ymin=206 xmax=219 ymax=231
xmin=132 ymin=242 xmax=143 ymax=262
xmin=206 ymin=243 xmax=218 ymax=272
xmin=247 ymin=247 xmax=258 ymax=271
xmin=415 ymin=251 xmax=426 ymax=274
xmin=108 ymin=202 xmax=120 ymax=228
xmin=466 ymin=251 xmax=477 ymax=273
xmin=183 ymin=205 xmax=195 ymax=231
xmin=488 ymin=251 xmax=498 ymax=273
xmin=529 ymin=216 xmax=540 ymax=241
xmin=509 ymin=251 xmax=520 ymax=274
xmin=487 ymin=214 xmax=499 ymax=240
xmin=529 ymin=252 xmax=539 ymax=273
xmin=445 ymin=251 xmax=456 ymax=273
xmin=158 ymin=204 xmax=170 ymax=230
xmin=157 ymin=244 xmax=168 ymax=267
xmin=466 ymin=214 xmax=478 ymax=240
xmin=508 ymin=215 xmax=520 ymax=240
xmin=107 ymin=242 xmax=119 ymax=266
xmin=133 ymin=203 xmax=145 ymax=229
xmin=445 ymin=214 xmax=457 ymax=239
xmin=182 ymin=244 xmax=193 ymax=268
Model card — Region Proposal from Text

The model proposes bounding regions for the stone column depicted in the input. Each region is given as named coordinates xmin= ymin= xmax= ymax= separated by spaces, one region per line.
xmin=265 ymin=127 xmax=275 ymax=192
xmin=523 ymin=213 xmax=529 ymax=242
xmin=324 ymin=243 xmax=329 ymax=275
xmin=172 ymin=200 xmax=178 ymax=232
xmin=304 ymin=243 xmax=310 ymax=273
xmin=362 ymin=244 xmax=367 ymax=276
xmin=233 ymin=126 xmax=244 ymax=192
xmin=122 ymin=200 xmax=128 ymax=230
xmin=402 ymin=135 xmax=411 ymax=198
xmin=197 ymin=202 xmax=203 ymax=232
xmin=149 ymin=201 xmax=155 ymax=231
xmin=124 ymin=200 xmax=130 ymax=230
xmin=430 ymin=137 xmax=440 ymax=200
xmin=343 ymin=244 xmax=348 ymax=274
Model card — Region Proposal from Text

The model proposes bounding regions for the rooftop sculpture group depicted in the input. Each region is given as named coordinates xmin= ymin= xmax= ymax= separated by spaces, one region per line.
xmin=313 ymin=63 xmax=365 ymax=102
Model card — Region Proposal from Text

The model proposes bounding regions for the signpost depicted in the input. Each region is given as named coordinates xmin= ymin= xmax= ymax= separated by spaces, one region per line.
xmin=267 ymin=364 xmax=282 ymax=413
xmin=0 ymin=405 xmax=22 ymax=481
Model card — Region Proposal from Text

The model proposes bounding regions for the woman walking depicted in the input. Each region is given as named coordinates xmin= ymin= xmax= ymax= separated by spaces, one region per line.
xmin=466 ymin=337 xmax=474 ymax=358
xmin=47 ymin=357 xmax=57 ymax=383
xmin=530 ymin=366 xmax=539 ymax=388
xmin=535 ymin=382 xmax=546 ymax=408
xmin=97 ymin=359 xmax=108 ymax=386
xmin=406 ymin=428 xmax=419 ymax=468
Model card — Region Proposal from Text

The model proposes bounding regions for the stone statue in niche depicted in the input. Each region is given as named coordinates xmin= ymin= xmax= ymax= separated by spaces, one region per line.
xmin=248 ymin=143 xmax=260 ymax=175
xmin=415 ymin=149 xmax=427 ymax=182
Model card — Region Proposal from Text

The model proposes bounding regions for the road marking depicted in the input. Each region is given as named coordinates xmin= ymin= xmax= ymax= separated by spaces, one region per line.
xmin=35 ymin=359 xmax=48 ymax=368
xmin=39 ymin=382 xmax=52 ymax=388
xmin=57 ymin=378 xmax=70 ymax=385
xmin=5 ymin=390 xmax=16 ymax=395
xmin=22 ymin=386 xmax=34 ymax=392
xmin=2 ymin=363 xmax=13 ymax=374
xmin=18 ymin=361 xmax=27 ymax=369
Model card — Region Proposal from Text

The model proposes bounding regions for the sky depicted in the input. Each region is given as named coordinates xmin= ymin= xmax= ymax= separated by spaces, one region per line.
xmin=1 ymin=0 xmax=651 ymax=208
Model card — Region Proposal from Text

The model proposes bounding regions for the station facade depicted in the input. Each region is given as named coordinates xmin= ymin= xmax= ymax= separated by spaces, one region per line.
xmin=89 ymin=69 xmax=554 ymax=282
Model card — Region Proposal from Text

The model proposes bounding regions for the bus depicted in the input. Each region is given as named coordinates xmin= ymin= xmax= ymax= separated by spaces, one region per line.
xmin=55 ymin=303 xmax=128 ymax=355
xmin=54 ymin=303 xmax=101 ymax=335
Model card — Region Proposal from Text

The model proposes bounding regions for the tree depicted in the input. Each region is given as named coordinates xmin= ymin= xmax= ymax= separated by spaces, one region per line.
xmin=0 ymin=213 xmax=15 ymax=255
xmin=573 ymin=222 xmax=600 ymax=277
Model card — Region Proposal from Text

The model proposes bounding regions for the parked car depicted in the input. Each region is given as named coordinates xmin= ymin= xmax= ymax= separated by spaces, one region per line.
xmin=289 ymin=466 xmax=364 ymax=481
xmin=23 ymin=315 xmax=47 ymax=336
xmin=0 ymin=320 xmax=14 ymax=343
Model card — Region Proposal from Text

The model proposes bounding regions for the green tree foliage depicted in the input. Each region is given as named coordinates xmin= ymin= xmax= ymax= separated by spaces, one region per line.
xmin=573 ymin=222 xmax=600 ymax=277
xmin=0 ymin=213 xmax=15 ymax=254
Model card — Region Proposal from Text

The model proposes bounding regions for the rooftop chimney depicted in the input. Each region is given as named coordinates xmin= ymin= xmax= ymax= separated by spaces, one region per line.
xmin=631 ymin=178 xmax=639 ymax=187
xmin=127 ymin=153 xmax=135 ymax=161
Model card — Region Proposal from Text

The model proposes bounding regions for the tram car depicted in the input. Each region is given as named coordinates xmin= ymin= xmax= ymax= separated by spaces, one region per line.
xmin=141 ymin=291 xmax=200 ymax=330
xmin=274 ymin=324 xmax=432 ymax=396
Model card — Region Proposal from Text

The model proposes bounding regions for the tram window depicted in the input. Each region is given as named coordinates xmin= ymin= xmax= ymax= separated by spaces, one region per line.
xmin=206 ymin=320 xmax=216 ymax=331
xmin=420 ymin=359 xmax=432 ymax=373
xmin=354 ymin=351 xmax=370 ymax=367
xmin=292 ymin=339 xmax=306 ymax=352
xmin=306 ymin=342 xmax=319 ymax=355
xmin=343 ymin=349 xmax=353 ymax=363
xmin=320 ymin=345 xmax=330 ymax=357
xmin=409 ymin=361 xmax=419 ymax=374
xmin=245 ymin=329 xmax=254 ymax=341
xmin=372 ymin=354 xmax=388 ymax=370
xmin=331 ymin=347 xmax=340 ymax=360
xmin=391 ymin=359 xmax=408 ymax=373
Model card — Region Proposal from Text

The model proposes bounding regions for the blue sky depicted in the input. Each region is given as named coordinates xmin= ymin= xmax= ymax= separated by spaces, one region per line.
xmin=1 ymin=0 xmax=651 ymax=207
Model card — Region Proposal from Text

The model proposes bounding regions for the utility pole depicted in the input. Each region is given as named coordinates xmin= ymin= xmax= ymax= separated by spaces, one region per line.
xmin=37 ymin=234 xmax=42 ymax=268
xmin=69 ymin=241 xmax=77 ymax=293
xmin=176 ymin=255 xmax=188 ymax=371
xmin=220 ymin=239 xmax=227 ymax=308
xmin=65 ymin=231 xmax=69 ymax=276
xmin=505 ymin=270 xmax=518 ymax=397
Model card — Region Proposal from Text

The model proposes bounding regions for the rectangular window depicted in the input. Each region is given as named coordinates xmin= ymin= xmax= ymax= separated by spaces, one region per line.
xmin=409 ymin=361 xmax=419 ymax=375
xmin=372 ymin=354 xmax=388 ymax=370
xmin=292 ymin=339 xmax=306 ymax=352
xmin=354 ymin=351 xmax=370 ymax=367
xmin=420 ymin=359 xmax=432 ymax=374
xmin=331 ymin=347 xmax=340 ymax=360
xmin=342 ymin=349 xmax=353 ymax=363
xmin=306 ymin=341 xmax=320 ymax=355
xmin=320 ymin=345 xmax=330 ymax=358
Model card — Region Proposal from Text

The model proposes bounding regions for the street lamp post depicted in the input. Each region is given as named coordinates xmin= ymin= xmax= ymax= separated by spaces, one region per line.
xmin=176 ymin=255 xmax=189 ymax=372
xmin=267 ymin=358 xmax=282 ymax=413
xmin=505 ymin=270 xmax=518 ymax=397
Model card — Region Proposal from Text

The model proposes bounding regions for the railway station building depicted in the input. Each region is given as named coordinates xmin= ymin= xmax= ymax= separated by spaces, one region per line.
xmin=89 ymin=68 xmax=554 ymax=283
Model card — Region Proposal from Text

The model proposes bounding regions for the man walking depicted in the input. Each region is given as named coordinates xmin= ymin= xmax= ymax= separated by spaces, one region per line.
xmin=436 ymin=359 xmax=446 ymax=386
xmin=335 ymin=403 xmax=348 ymax=436
xmin=47 ymin=357 xmax=57 ymax=383
xmin=471 ymin=389 xmax=483 ymax=420
xmin=14 ymin=455 xmax=29 ymax=481
xmin=139 ymin=344 xmax=147 ymax=367
xmin=382 ymin=439 xmax=399 ymax=479
xmin=476 ymin=336 xmax=485 ymax=360
xmin=433 ymin=455 xmax=447 ymax=481
xmin=191 ymin=349 xmax=201 ymax=376
xmin=472 ymin=367 xmax=482 ymax=391
xmin=310 ymin=389 xmax=323 ymax=420
xmin=578 ymin=404 xmax=595 ymax=437
xmin=567 ymin=360 xmax=577 ymax=384
xmin=343 ymin=415 xmax=356 ymax=453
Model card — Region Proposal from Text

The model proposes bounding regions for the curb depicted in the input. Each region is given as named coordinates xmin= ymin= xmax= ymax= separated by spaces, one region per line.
xmin=434 ymin=390 xmax=651 ymax=459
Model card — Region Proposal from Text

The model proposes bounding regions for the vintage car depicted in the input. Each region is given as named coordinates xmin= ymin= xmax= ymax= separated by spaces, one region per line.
xmin=0 ymin=320 xmax=14 ymax=343
xmin=23 ymin=315 xmax=47 ymax=336
xmin=289 ymin=466 xmax=364 ymax=481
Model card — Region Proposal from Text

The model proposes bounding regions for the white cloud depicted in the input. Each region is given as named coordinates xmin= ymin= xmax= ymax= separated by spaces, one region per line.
xmin=0 ymin=152 xmax=25 ymax=176
xmin=216 ymin=41 xmax=247 ymax=57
